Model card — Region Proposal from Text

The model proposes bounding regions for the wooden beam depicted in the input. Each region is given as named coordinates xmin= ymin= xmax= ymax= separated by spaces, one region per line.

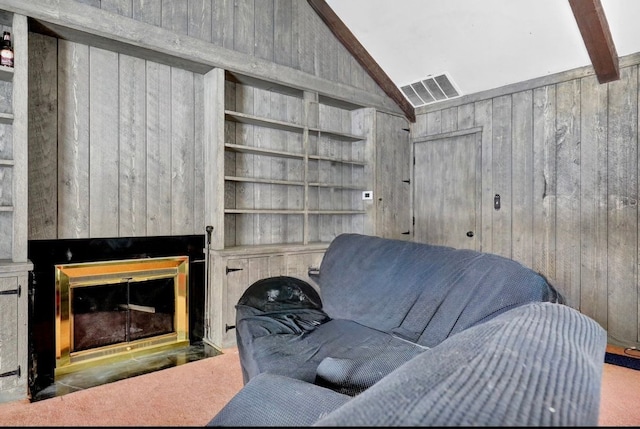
xmin=308 ymin=0 xmax=415 ymax=122
xmin=568 ymin=0 xmax=619 ymax=84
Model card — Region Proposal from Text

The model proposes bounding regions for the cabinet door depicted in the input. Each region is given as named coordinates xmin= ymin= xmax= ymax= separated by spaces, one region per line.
xmin=0 ymin=276 xmax=22 ymax=397
xmin=222 ymin=255 xmax=285 ymax=347
xmin=286 ymin=251 xmax=325 ymax=291
xmin=375 ymin=111 xmax=411 ymax=239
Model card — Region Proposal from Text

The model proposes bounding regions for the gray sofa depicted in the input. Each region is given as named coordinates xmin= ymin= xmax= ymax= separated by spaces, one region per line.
xmin=208 ymin=233 xmax=607 ymax=426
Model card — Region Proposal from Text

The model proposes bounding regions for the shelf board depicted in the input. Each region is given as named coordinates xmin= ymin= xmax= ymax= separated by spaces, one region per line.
xmin=225 ymin=209 xmax=305 ymax=214
xmin=0 ymin=206 xmax=14 ymax=212
xmin=308 ymin=154 xmax=366 ymax=166
xmin=225 ymin=176 xmax=305 ymax=186
xmin=226 ymin=209 xmax=364 ymax=215
xmin=308 ymin=210 xmax=366 ymax=215
xmin=0 ymin=159 xmax=14 ymax=166
xmin=307 ymin=183 xmax=366 ymax=190
xmin=225 ymin=113 xmax=364 ymax=142
xmin=213 ymin=241 xmax=330 ymax=256
xmin=0 ymin=65 xmax=13 ymax=82
xmin=226 ymin=71 xmax=305 ymax=99
xmin=225 ymin=111 xmax=305 ymax=134
xmin=224 ymin=143 xmax=304 ymax=160
xmin=0 ymin=112 xmax=13 ymax=124
xmin=309 ymin=127 xmax=364 ymax=142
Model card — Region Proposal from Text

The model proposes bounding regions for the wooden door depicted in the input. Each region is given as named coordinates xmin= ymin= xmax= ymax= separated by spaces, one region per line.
xmin=412 ymin=130 xmax=481 ymax=250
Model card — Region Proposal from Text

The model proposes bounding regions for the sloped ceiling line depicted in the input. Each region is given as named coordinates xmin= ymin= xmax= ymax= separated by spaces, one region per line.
xmin=307 ymin=0 xmax=416 ymax=122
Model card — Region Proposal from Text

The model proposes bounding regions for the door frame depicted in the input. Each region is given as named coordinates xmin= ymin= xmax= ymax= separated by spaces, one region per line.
xmin=410 ymin=127 xmax=483 ymax=250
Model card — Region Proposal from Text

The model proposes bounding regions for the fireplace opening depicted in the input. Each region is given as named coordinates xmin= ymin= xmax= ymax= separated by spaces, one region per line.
xmin=71 ymin=278 xmax=175 ymax=352
xmin=54 ymin=256 xmax=189 ymax=377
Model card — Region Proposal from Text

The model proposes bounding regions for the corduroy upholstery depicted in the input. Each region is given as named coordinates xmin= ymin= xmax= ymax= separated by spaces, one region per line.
xmin=208 ymin=234 xmax=606 ymax=426
xmin=209 ymin=302 xmax=606 ymax=426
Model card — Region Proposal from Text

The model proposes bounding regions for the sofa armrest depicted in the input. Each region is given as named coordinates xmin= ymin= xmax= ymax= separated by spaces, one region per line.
xmin=207 ymin=373 xmax=350 ymax=427
xmin=314 ymin=302 xmax=607 ymax=426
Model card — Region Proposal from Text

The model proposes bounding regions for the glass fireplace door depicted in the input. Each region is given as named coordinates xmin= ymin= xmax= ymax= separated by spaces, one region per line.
xmin=72 ymin=278 xmax=176 ymax=352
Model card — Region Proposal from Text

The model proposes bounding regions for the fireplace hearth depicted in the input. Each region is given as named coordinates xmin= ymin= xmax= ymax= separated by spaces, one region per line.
xmin=28 ymin=235 xmax=205 ymax=397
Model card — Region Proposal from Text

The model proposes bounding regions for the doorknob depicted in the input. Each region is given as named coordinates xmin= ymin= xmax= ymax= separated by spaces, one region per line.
xmin=466 ymin=231 xmax=474 ymax=237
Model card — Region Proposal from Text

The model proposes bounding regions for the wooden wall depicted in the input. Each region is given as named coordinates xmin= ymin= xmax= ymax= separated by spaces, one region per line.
xmin=27 ymin=0 xmax=399 ymax=241
xmin=413 ymin=55 xmax=640 ymax=348
xmin=76 ymin=0 xmax=387 ymax=100
xmin=28 ymin=33 xmax=206 ymax=239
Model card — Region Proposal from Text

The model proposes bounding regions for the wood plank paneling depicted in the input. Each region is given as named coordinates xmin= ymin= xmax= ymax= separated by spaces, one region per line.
xmin=254 ymin=0 xmax=274 ymax=62
xmin=57 ymin=40 xmax=90 ymax=238
xmin=29 ymin=41 xmax=206 ymax=241
xmin=16 ymin=0 xmax=401 ymax=115
xmin=170 ymin=67 xmax=196 ymax=235
xmin=607 ymin=66 xmax=638 ymax=342
xmin=118 ymin=54 xmax=147 ymax=237
xmin=145 ymin=61 xmax=173 ymax=236
xmin=491 ymin=95 xmax=512 ymax=258
xmin=532 ymin=85 xmax=557 ymax=283
xmin=274 ymin=0 xmax=293 ymax=67
xmin=233 ymin=0 xmax=254 ymax=56
xmin=511 ymin=90 xmax=533 ymax=268
xmin=89 ymin=46 xmax=119 ymax=237
xmin=162 ymin=0 xmax=189 ymax=36
xmin=555 ymin=79 xmax=581 ymax=308
xmin=100 ymin=0 xmax=132 ymax=17
xmin=27 ymin=33 xmax=58 ymax=240
xmin=188 ymin=0 xmax=212 ymax=42
xmin=194 ymin=73 xmax=206 ymax=234
xmin=414 ymin=60 xmax=640 ymax=348
xmin=133 ymin=0 xmax=161 ymax=26
xmin=579 ymin=74 xmax=608 ymax=329
xmin=474 ymin=99 xmax=493 ymax=254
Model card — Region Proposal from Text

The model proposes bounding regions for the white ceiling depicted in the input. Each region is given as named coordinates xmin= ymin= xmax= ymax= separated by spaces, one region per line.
xmin=325 ymin=0 xmax=640 ymax=98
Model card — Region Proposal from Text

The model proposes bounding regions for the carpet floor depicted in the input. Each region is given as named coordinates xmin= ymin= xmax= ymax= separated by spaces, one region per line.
xmin=0 ymin=345 xmax=639 ymax=426
xmin=0 ymin=347 xmax=243 ymax=426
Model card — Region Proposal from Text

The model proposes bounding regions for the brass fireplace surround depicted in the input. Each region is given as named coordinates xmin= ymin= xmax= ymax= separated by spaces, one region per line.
xmin=54 ymin=256 xmax=189 ymax=377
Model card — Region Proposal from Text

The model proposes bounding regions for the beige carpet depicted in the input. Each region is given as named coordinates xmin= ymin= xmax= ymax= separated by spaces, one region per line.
xmin=0 ymin=346 xmax=639 ymax=426
xmin=0 ymin=347 xmax=244 ymax=426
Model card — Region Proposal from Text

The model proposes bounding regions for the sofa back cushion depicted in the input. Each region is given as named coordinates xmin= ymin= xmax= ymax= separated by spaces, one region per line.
xmin=316 ymin=234 xmax=562 ymax=344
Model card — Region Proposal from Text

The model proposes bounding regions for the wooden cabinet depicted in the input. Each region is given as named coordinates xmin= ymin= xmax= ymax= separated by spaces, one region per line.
xmin=202 ymin=71 xmax=375 ymax=350
xmin=0 ymin=263 xmax=30 ymax=403
xmin=0 ymin=12 xmax=31 ymax=404
xmin=206 ymin=244 xmax=326 ymax=349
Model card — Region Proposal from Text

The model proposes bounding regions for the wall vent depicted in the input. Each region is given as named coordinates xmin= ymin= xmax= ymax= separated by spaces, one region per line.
xmin=400 ymin=73 xmax=461 ymax=108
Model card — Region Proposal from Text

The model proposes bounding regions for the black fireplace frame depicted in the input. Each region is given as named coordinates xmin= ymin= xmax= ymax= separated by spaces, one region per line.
xmin=27 ymin=234 xmax=205 ymax=395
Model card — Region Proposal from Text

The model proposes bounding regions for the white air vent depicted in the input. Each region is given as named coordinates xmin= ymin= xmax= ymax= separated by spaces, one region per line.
xmin=400 ymin=73 xmax=461 ymax=107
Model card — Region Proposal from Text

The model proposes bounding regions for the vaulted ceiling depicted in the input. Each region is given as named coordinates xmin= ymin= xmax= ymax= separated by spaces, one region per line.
xmin=314 ymin=0 xmax=640 ymax=122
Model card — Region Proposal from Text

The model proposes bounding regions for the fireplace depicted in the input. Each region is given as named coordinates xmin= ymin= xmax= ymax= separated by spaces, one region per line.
xmin=54 ymin=256 xmax=189 ymax=377
xmin=27 ymin=235 xmax=205 ymax=395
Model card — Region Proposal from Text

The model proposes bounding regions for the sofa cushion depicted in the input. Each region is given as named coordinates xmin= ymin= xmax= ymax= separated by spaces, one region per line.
xmin=316 ymin=233 xmax=563 ymax=346
xmin=237 ymin=315 xmax=426 ymax=387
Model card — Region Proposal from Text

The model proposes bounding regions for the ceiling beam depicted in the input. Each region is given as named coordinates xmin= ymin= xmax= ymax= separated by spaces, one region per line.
xmin=568 ymin=0 xmax=619 ymax=84
xmin=308 ymin=0 xmax=416 ymax=122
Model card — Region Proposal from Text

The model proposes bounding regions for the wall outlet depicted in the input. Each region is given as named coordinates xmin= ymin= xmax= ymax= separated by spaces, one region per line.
xmin=362 ymin=191 xmax=373 ymax=200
